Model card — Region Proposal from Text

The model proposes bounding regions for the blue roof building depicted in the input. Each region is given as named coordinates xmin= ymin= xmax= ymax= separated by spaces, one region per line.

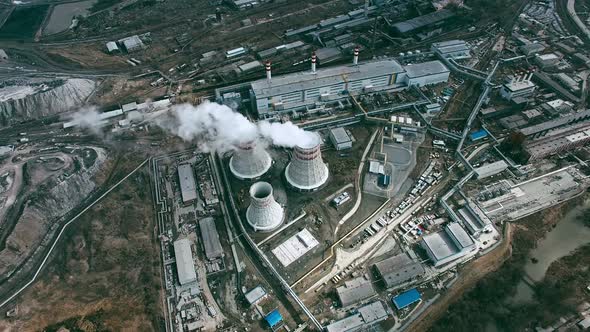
xmin=392 ymin=288 xmax=421 ymax=310
xmin=265 ymin=309 xmax=283 ymax=328
xmin=469 ymin=129 xmax=488 ymax=141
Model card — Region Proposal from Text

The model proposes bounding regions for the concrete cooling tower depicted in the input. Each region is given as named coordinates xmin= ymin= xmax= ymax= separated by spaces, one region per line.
xmin=246 ymin=181 xmax=284 ymax=232
xmin=229 ymin=143 xmax=272 ymax=180
xmin=285 ymin=133 xmax=329 ymax=191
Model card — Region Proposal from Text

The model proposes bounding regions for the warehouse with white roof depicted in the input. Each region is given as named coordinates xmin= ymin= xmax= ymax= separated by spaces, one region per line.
xmin=420 ymin=222 xmax=475 ymax=267
xmin=173 ymin=238 xmax=197 ymax=285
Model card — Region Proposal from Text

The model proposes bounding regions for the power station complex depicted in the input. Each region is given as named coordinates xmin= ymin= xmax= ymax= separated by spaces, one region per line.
xmin=246 ymin=57 xmax=450 ymax=117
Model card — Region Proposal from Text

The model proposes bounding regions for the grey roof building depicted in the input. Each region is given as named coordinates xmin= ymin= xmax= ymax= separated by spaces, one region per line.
xmin=118 ymin=35 xmax=145 ymax=53
xmin=431 ymin=40 xmax=471 ymax=60
xmin=373 ymin=253 xmax=425 ymax=289
xmin=329 ymin=127 xmax=352 ymax=150
xmin=473 ymin=160 xmax=508 ymax=179
xmin=250 ymin=60 xmax=405 ymax=117
xmin=244 ymin=286 xmax=267 ymax=305
xmin=199 ymin=217 xmax=223 ymax=260
xmin=421 ymin=222 xmax=475 ymax=267
xmin=178 ymin=163 xmax=197 ymax=204
xmin=336 ymin=277 xmax=376 ymax=307
xmin=402 ymin=61 xmax=450 ymax=87
xmin=326 ymin=301 xmax=388 ymax=332
xmin=392 ymin=9 xmax=455 ymax=34
xmin=173 ymin=238 xmax=197 ymax=285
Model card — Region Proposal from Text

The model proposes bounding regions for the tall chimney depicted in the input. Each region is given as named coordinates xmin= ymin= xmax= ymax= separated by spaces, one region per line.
xmin=265 ymin=60 xmax=272 ymax=84
xmin=353 ymin=46 xmax=359 ymax=65
xmin=311 ymin=52 xmax=317 ymax=73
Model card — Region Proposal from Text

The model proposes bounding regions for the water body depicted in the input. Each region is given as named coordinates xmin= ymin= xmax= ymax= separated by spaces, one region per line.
xmin=507 ymin=197 xmax=590 ymax=305
xmin=44 ymin=0 xmax=97 ymax=35
xmin=525 ymin=197 xmax=590 ymax=282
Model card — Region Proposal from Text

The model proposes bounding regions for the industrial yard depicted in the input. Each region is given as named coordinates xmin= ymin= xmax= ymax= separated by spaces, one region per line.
xmin=2 ymin=0 xmax=590 ymax=331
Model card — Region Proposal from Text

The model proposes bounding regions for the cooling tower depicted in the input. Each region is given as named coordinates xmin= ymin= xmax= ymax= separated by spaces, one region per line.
xmin=229 ymin=143 xmax=272 ymax=180
xmin=246 ymin=182 xmax=284 ymax=232
xmin=285 ymin=134 xmax=329 ymax=191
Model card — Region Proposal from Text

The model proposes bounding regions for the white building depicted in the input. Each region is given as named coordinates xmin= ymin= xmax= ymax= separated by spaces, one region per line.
xmin=420 ymin=222 xmax=475 ymax=267
xmin=329 ymin=127 xmax=352 ymax=150
xmin=178 ymin=163 xmax=197 ymax=205
xmin=173 ymin=238 xmax=197 ymax=285
xmin=106 ymin=41 xmax=119 ymax=53
xmin=500 ymin=75 xmax=535 ymax=100
xmin=535 ymin=53 xmax=560 ymax=69
xmin=474 ymin=160 xmax=508 ymax=179
xmin=431 ymin=40 xmax=471 ymax=60
xmin=402 ymin=61 xmax=450 ymax=87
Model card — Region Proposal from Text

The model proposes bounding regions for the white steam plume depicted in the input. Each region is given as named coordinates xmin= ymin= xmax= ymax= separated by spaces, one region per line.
xmin=69 ymin=106 xmax=104 ymax=135
xmin=158 ymin=101 xmax=317 ymax=152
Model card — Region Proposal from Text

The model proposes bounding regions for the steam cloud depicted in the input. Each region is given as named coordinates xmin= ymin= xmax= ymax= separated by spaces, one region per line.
xmin=69 ymin=106 xmax=104 ymax=135
xmin=159 ymin=101 xmax=317 ymax=152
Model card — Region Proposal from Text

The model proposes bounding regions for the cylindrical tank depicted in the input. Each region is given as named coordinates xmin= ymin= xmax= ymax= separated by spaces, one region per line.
xmin=246 ymin=182 xmax=284 ymax=232
xmin=285 ymin=133 xmax=329 ymax=191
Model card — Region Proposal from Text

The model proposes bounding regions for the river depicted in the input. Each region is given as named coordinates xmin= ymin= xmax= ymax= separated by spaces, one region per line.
xmin=507 ymin=196 xmax=590 ymax=304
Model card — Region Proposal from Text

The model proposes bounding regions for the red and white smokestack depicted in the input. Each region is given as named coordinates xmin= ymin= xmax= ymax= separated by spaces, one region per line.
xmin=311 ymin=52 xmax=317 ymax=73
xmin=353 ymin=46 xmax=359 ymax=65
xmin=265 ymin=60 xmax=272 ymax=84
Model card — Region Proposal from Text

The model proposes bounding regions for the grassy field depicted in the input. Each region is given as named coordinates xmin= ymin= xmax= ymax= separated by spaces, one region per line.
xmin=0 ymin=6 xmax=49 ymax=39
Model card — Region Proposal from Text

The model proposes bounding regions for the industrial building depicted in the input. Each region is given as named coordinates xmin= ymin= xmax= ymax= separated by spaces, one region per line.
xmin=474 ymin=160 xmax=508 ymax=179
xmin=173 ymin=238 xmax=197 ymax=285
xmin=500 ymin=74 xmax=535 ymax=100
xmin=198 ymin=217 xmax=223 ymax=261
xmin=250 ymin=60 xmax=405 ymax=116
xmin=264 ymin=310 xmax=283 ymax=329
xmin=118 ymin=35 xmax=145 ymax=53
xmin=373 ymin=253 xmax=425 ymax=289
xmin=325 ymin=301 xmax=388 ymax=332
xmin=106 ymin=41 xmax=119 ymax=53
xmin=246 ymin=182 xmax=284 ymax=232
xmin=518 ymin=109 xmax=590 ymax=138
xmin=554 ymin=73 xmax=580 ymax=92
xmin=402 ymin=61 xmax=450 ymax=87
xmin=519 ymin=43 xmax=546 ymax=56
xmin=457 ymin=201 xmax=493 ymax=237
xmin=247 ymin=58 xmax=449 ymax=117
xmin=535 ymin=53 xmax=560 ymax=68
xmin=391 ymin=9 xmax=455 ymax=35
xmin=178 ymin=163 xmax=198 ymax=205
xmin=431 ymin=40 xmax=471 ymax=60
xmin=285 ymin=134 xmax=329 ymax=191
xmin=329 ymin=127 xmax=353 ymax=150
xmin=336 ymin=277 xmax=377 ymax=307
xmin=525 ymin=122 xmax=590 ymax=161
xmin=272 ymin=228 xmax=319 ymax=267
xmin=392 ymin=288 xmax=421 ymax=310
xmin=420 ymin=222 xmax=475 ymax=267
xmin=244 ymin=286 xmax=267 ymax=305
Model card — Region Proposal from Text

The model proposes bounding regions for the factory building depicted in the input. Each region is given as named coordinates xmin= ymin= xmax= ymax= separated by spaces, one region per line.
xmin=518 ymin=109 xmax=590 ymax=138
xmin=118 ymin=35 xmax=145 ymax=53
xmin=401 ymin=61 xmax=450 ymax=87
xmin=392 ymin=288 xmax=421 ymax=310
xmin=329 ymin=127 xmax=353 ymax=150
xmin=198 ymin=217 xmax=223 ymax=261
xmin=250 ymin=60 xmax=405 ymax=116
xmin=519 ymin=43 xmax=546 ymax=56
xmin=391 ymin=9 xmax=455 ymax=35
xmin=420 ymin=222 xmax=475 ymax=267
xmin=173 ymin=238 xmax=197 ymax=285
xmin=554 ymin=73 xmax=580 ymax=92
xmin=336 ymin=277 xmax=377 ymax=307
xmin=285 ymin=133 xmax=329 ymax=191
xmin=373 ymin=253 xmax=425 ymax=289
xmin=535 ymin=53 xmax=560 ymax=69
xmin=431 ymin=40 xmax=471 ymax=60
xmin=106 ymin=41 xmax=119 ymax=54
xmin=178 ymin=163 xmax=198 ymax=205
xmin=525 ymin=122 xmax=590 ymax=161
xmin=500 ymin=74 xmax=536 ymax=101
xmin=474 ymin=160 xmax=508 ymax=179
xmin=457 ymin=201 xmax=493 ymax=237
xmin=325 ymin=301 xmax=388 ymax=332
xmin=244 ymin=286 xmax=267 ymax=306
